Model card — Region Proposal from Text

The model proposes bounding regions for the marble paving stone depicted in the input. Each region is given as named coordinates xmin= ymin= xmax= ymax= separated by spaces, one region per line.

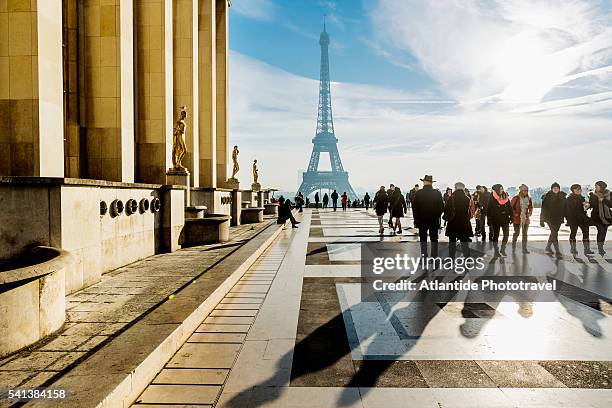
xmin=415 ymin=360 xmax=496 ymax=388
xmin=501 ymin=388 xmax=612 ymax=408
xmin=210 ymin=309 xmax=258 ymax=317
xmin=153 ymin=368 xmax=229 ymax=385
xmin=248 ymin=386 xmax=364 ymax=408
xmin=0 ymin=352 xmax=67 ymax=371
xmin=430 ymin=388 xmax=516 ymax=407
xmin=220 ymin=298 xmax=263 ymax=304
xmin=225 ymin=293 xmax=266 ymax=298
xmin=538 ymin=361 xmax=612 ymax=388
xmin=40 ymin=334 xmax=92 ymax=351
xmin=204 ymin=316 xmax=256 ymax=325
xmin=230 ymin=285 xmax=270 ymax=294
xmin=133 ymin=405 xmax=211 ymax=408
xmin=476 ymin=360 xmax=566 ymax=388
xmin=45 ymin=351 xmax=87 ymax=371
xmin=216 ymin=303 xmax=261 ymax=310
xmin=196 ymin=324 xmax=252 ymax=333
xmin=167 ymin=343 xmax=241 ymax=369
xmin=0 ymin=370 xmax=36 ymax=388
xmin=188 ymin=333 xmax=247 ymax=343
xmin=136 ymin=384 xmax=220 ymax=405
xmin=359 ymin=388 xmax=438 ymax=408
xmin=76 ymin=335 xmax=109 ymax=351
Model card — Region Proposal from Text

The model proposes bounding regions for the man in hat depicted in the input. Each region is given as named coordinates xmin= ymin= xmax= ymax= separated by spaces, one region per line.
xmin=412 ymin=175 xmax=445 ymax=256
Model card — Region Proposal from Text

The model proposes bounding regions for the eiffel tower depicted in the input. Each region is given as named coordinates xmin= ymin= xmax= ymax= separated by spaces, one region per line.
xmin=297 ymin=22 xmax=357 ymax=199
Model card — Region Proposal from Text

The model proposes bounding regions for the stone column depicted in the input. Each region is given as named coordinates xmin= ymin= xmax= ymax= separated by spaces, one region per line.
xmin=135 ymin=0 xmax=173 ymax=184
xmin=230 ymin=189 xmax=241 ymax=227
xmin=173 ymin=0 xmax=199 ymax=187
xmin=197 ymin=0 xmax=216 ymax=188
xmin=214 ymin=0 xmax=228 ymax=187
xmin=0 ymin=0 xmax=64 ymax=177
xmin=81 ymin=0 xmax=134 ymax=182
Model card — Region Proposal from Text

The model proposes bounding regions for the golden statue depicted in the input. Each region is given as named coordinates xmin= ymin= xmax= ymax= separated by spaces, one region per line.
xmin=230 ymin=145 xmax=239 ymax=179
xmin=252 ymin=159 xmax=259 ymax=184
xmin=172 ymin=107 xmax=187 ymax=171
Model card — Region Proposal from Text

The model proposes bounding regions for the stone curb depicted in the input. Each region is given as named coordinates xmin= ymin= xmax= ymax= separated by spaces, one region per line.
xmin=25 ymin=222 xmax=285 ymax=408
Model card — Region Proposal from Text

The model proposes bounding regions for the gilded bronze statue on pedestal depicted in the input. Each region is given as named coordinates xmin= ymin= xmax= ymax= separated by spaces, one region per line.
xmin=172 ymin=107 xmax=188 ymax=171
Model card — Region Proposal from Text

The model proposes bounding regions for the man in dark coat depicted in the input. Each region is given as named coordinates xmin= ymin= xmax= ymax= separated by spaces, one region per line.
xmin=322 ymin=193 xmax=329 ymax=209
xmin=565 ymin=184 xmax=594 ymax=255
xmin=408 ymin=184 xmax=419 ymax=226
xmin=363 ymin=192 xmax=371 ymax=211
xmin=444 ymin=182 xmax=473 ymax=258
xmin=541 ymin=182 xmax=567 ymax=257
xmin=331 ymin=190 xmax=339 ymax=211
xmin=386 ymin=184 xmax=395 ymax=228
xmin=476 ymin=185 xmax=491 ymax=241
xmin=314 ymin=192 xmax=320 ymax=209
xmin=412 ymin=175 xmax=444 ymax=256
xmin=373 ymin=186 xmax=388 ymax=234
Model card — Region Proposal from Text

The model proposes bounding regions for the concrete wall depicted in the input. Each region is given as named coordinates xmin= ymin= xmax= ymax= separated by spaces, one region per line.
xmin=0 ymin=179 xmax=184 ymax=294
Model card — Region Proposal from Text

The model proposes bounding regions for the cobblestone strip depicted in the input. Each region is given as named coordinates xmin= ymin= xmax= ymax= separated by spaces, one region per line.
xmin=131 ymin=239 xmax=290 ymax=407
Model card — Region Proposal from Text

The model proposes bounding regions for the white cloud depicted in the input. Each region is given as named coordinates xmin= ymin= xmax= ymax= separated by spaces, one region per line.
xmin=229 ymin=51 xmax=612 ymax=193
xmin=369 ymin=0 xmax=612 ymax=107
xmin=232 ymin=0 xmax=275 ymax=21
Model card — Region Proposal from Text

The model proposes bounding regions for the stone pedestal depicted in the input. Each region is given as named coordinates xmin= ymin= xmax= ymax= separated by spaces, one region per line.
xmin=225 ymin=177 xmax=240 ymax=190
xmin=230 ymin=190 xmax=242 ymax=227
xmin=257 ymin=191 xmax=264 ymax=207
xmin=167 ymin=169 xmax=191 ymax=206
xmin=251 ymin=182 xmax=261 ymax=191
xmin=264 ymin=203 xmax=279 ymax=216
xmin=241 ymin=207 xmax=264 ymax=224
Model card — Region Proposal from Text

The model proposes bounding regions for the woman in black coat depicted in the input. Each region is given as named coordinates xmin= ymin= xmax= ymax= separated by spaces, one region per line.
xmin=373 ymin=186 xmax=388 ymax=235
xmin=389 ymin=187 xmax=407 ymax=234
xmin=565 ymin=184 xmax=593 ymax=255
xmin=444 ymin=183 xmax=473 ymax=257
xmin=277 ymin=196 xmax=299 ymax=228
xmin=540 ymin=182 xmax=567 ymax=256
xmin=487 ymin=184 xmax=512 ymax=256
xmin=589 ymin=180 xmax=612 ymax=255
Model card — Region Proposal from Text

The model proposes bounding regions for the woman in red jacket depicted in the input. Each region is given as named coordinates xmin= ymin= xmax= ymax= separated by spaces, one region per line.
xmin=341 ymin=192 xmax=348 ymax=211
xmin=510 ymin=184 xmax=533 ymax=254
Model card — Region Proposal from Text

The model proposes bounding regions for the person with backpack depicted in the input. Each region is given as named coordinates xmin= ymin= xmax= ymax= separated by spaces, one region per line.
xmin=541 ymin=182 xmax=567 ymax=258
xmin=487 ymin=184 xmax=512 ymax=256
xmin=443 ymin=182 xmax=473 ymax=258
xmin=565 ymin=184 xmax=594 ymax=255
xmin=589 ymin=180 xmax=611 ymax=255
xmin=510 ymin=184 xmax=533 ymax=254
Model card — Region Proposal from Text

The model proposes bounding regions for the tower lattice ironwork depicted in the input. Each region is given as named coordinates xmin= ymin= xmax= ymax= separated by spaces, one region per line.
xmin=297 ymin=23 xmax=357 ymax=199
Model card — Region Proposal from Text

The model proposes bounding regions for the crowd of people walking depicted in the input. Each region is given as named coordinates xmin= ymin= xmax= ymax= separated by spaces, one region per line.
xmin=290 ymin=176 xmax=611 ymax=258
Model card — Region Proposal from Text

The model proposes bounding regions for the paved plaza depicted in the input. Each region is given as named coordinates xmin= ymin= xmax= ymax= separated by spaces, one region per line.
xmin=130 ymin=208 xmax=612 ymax=407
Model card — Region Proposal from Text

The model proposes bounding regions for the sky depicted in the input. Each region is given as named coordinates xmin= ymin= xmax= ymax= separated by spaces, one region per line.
xmin=228 ymin=0 xmax=612 ymax=194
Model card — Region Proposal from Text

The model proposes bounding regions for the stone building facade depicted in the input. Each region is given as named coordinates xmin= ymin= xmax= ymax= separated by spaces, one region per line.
xmin=0 ymin=0 xmax=229 ymax=184
xmin=0 ymin=0 xmax=243 ymax=294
